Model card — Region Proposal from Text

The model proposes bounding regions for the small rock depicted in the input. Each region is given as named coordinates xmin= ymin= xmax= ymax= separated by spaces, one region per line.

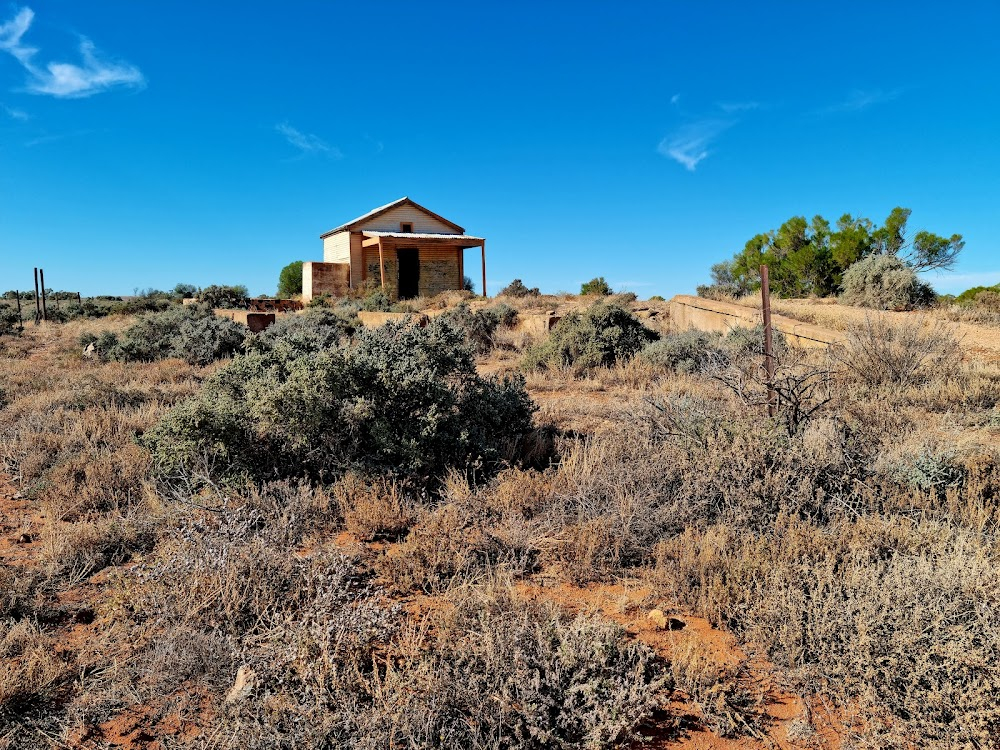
xmin=647 ymin=609 xmax=667 ymax=629
xmin=82 ymin=342 xmax=96 ymax=358
xmin=224 ymin=665 xmax=256 ymax=704
xmin=648 ymin=609 xmax=686 ymax=631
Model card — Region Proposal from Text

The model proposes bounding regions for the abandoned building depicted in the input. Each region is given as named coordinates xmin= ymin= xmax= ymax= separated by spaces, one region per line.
xmin=302 ymin=197 xmax=486 ymax=302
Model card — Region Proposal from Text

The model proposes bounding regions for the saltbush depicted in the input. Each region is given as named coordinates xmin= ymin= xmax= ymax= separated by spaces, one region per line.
xmin=250 ymin=307 xmax=354 ymax=356
xmin=93 ymin=305 xmax=246 ymax=365
xmin=640 ymin=330 xmax=723 ymax=373
xmin=840 ymin=254 xmax=935 ymax=310
xmin=523 ymin=301 xmax=658 ymax=372
xmin=0 ymin=307 xmax=21 ymax=336
xmin=499 ymin=278 xmax=541 ymax=298
xmin=197 ymin=284 xmax=249 ymax=309
xmin=143 ymin=317 xmax=536 ymax=486
xmin=439 ymin=302 xmax=518 ymax=354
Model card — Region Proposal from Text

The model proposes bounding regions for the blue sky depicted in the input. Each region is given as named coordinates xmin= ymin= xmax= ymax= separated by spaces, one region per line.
xmin=1 ymin=1 xmax=998 ymax=297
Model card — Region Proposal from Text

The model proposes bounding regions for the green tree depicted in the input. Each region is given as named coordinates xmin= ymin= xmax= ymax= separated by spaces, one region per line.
xmin=702 ymin=207 xmax=963 ymax=299
xmin=277 ymin=260 xmax=304 ymax=298
xmin=580 ymin=277 xmax=613 ymax=295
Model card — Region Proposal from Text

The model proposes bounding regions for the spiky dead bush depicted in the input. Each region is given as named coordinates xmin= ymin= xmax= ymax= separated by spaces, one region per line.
xmin=220 ymin=584 xmax=665 ymax=750
xmin=523 ymin=301 xmax=658 ymax=372
xmin=835 ymin=315 xmax=961 ymax=387
xmin=142 ymin=317 xmax=536 ymax=487
xmin=840 ymin=254 xmax=935 ymax=310
xmin=654 ymin=517 xmax=1000 ymax=749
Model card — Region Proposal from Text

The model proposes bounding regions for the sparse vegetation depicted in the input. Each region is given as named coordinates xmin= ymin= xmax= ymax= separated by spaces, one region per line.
xmin=2 ymin=288 xmax=999 ymax=750
xmin=500 ymin=278 xmax=541 ymax=297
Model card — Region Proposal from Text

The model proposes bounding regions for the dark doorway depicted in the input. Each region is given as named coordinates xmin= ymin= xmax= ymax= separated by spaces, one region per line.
xmin=397 ymin=248 xmax=420 ymax=299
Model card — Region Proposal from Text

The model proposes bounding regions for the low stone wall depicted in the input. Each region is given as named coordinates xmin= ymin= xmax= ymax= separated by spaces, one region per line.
xmin=668 ymin=295 xmax=845 ymax=348
xmin=213 ymin=309 xmax=279 ymax=332
xmin=357 ymin=311 xmax=430 ymax=328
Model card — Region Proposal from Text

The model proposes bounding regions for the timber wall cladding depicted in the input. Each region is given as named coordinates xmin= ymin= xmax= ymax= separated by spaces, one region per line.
xmin=323 ymin=231 xmax=351 ymax=263
xmin=356 ymin=205 xmax=457 ymax=233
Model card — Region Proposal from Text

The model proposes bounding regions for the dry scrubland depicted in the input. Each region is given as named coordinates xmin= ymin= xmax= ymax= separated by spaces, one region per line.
xmin=1 ymin=293 xmax=1000 ymax=750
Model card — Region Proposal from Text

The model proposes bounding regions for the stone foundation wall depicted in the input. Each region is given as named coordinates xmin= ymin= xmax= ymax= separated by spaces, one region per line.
xmin=668 ymin=295 xmax=845 ymax=349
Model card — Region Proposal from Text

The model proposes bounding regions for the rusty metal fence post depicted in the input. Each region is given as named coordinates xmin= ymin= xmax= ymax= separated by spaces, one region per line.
xmin=760 ymin=264 xmax=776 ymax=417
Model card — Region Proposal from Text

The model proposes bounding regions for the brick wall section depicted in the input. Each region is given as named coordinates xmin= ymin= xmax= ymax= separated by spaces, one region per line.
xmin=302 ymin=261 xmax=350 ymax=302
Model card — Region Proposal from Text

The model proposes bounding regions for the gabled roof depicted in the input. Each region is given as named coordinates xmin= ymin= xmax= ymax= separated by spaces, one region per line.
xmin=320 ymin=197 xmax=465 ymax=238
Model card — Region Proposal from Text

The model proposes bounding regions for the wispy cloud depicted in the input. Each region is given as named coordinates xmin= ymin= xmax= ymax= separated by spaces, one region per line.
xmin=924 ymin=270 xmax=1000 ymax=293
xmin=717 ymin=100 xmax=759 ymax=114
xmin=2 ymin=103 xmax=28 ymax=120
xmin=276 ymin=122 xmax=342 ymax=158
xmin=657 ymin=119 xmax=731 ymax=171
xmin=670 ymin=93 xmax=680 ymax=105
xmin=0 ymin=7 xmax=144 ymax=98
xmin=818 ymin=88 xmax=903 ymax=115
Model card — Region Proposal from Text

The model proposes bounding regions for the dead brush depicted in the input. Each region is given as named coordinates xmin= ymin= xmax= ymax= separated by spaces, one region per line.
xmin=335 ymin=473 xmax=417 ymax=541
xmin=833 ymin=314 xmax=961 ymax=388
xmin=0 ymin=620 xmax=72 ymax=718
xmin=669 ymin=636 xmax=767 ymax=739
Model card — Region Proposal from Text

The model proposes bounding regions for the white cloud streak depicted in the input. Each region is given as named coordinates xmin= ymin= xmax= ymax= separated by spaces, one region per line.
xmin=717 ymin=100 xmax=759 ymax=113
xmin=276 ymin=122 xmax=342 ymax=158
xmin=657 ymin=119 xmax=731 ymax=171
xmin=818 ymin=88 xmax=902 ymax=115
xmin=3 ymin=103 xmax=28 ymax=120
xmin=0 ymin=7 xmax=144 ymax=98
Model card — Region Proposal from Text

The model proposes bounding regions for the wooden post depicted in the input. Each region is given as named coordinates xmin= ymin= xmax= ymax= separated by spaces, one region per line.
xmin=33 ymin=268 xmax=40 ymax=324
xmin=378 ymin=240 xmax=386 ymax=291
xmin=481 ymin=241 xmax=487 ymax=299
xmin=15 ymin=291 xmax=23 ymax=331
xmin=760 ymin=264 xmax=776 ymax=418
xmin=39 ymin=268 xmax=47 ymax=322
xmin=77 ymin=292 xmax=82 ymax=306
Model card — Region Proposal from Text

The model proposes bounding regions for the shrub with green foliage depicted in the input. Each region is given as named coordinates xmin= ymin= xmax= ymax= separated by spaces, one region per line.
xmin=523 ymin=302 xmax=657 ymax=372
xmin=954 ymin=283 xmax=1000 ymax=309
xmin=840 ymin=254 xmax=935 ymax=310
xmin=277 ymin=261 xmax=304 ymax=298
xmin=439 ymin=302 xmax=518 ymax=354
xmin=499 ymin=279 xmax=541 ymax=298
xmin=197 ymin=284 xmax=249 ymax=309
xmin=93 ymin=305 xmax=246 ymax=365
xmin=640 ymin=330 xmax=724 ymax=374
xmin=250 ymin=307 xmax=354 ymax=356
xmin=0 ymin=306 xmax=22 ymax=335
xmin=142 ymin=317 xmax=536 ymax=487
xmin=580 ymin=277 xmax=613 ymax=296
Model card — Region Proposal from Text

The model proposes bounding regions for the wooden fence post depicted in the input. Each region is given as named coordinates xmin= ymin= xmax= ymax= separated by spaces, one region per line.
xmin=33 ymin=268 xmax=40 ymax=324
xmin=15 ymin=291 xmax=23 ymax=331
xmin=39 ymin=268 xmax=48 ymax=322
xmin=760 ymin=264 xmax=776 ymax=418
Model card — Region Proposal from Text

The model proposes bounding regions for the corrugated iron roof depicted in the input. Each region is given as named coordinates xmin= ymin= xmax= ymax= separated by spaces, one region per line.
xmin=362 ymin=231 xmax=484 ymax=241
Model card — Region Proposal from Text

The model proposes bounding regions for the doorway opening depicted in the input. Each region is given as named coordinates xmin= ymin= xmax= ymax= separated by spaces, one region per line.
xmin=397 ymin=248 xmax=420 ymax=299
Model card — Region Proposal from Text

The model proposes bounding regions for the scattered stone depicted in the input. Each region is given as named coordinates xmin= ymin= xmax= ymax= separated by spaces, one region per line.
xmin=83 ymin=342 xmax=96 ymax=358
xmin=224 ymin=665 xmax=256 ymax=704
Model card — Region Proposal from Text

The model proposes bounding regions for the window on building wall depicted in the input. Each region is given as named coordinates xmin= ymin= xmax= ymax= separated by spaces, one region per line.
xmin=400 ymin=222 xmax=413 ymax=233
